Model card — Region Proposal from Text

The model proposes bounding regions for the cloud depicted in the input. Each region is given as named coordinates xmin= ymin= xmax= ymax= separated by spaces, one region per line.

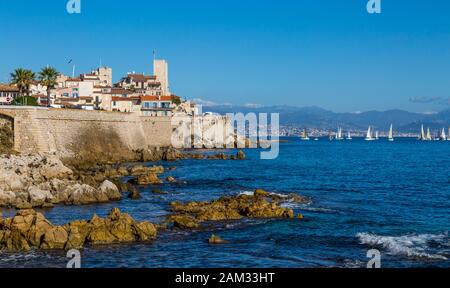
xmin=243 ymin=103 xmax=263 ymax=108
xmin=409 ymin=96 xmax=450 ymax=106
xmin=409 ymin=96 xmax=442 ymax=104
xmin=192 ymin=98 xmax=232 ymax=107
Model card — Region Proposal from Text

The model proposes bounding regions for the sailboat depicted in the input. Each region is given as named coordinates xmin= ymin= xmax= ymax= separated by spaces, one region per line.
xmin=346 ymin=131 xmax=352 ymax=140
xmin=440 ymin=128 xmax=446 ymax=141
xmin=448 ymin=127 xmax=450 ymax=141
xmin=388 ymin=124 xmax=394 ymax=142
xmin=375 ymin=131 xmax=379 ymax=140
xmin=336 ymin=127 xmax=344 ymax=140
xmin=300 ymin=129 xmax=310 ymax=141
xmin=419 ymin=125 xmax=426 ymax=141
xmin=365 ymin=126 xmax=375 ymax=141
xmin=426 ymin=128 xmax=432 ymax=141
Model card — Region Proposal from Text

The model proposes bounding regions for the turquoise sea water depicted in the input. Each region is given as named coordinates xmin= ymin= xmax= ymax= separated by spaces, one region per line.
xmin=1 ymin=137 xmax=449 ymax=268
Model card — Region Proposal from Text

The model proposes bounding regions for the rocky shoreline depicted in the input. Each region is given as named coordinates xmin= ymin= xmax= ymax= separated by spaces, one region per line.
xmin=0 ymin=149 xmax=307 ymax=252
xmin=0 ymin=208 xmax=157 ymax=251
xmin=167 ymin=189 xmax=306 ymax=229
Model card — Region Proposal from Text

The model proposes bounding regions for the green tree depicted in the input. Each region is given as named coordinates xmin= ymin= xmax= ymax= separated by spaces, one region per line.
xmin=10 ymin=68 xmax=36 ymax=105
xmin=12 ymin=96 xmax=38 ymax=106
xmin=38 ymin=66 xmax=59 ymax=107
xmin=171 ymin=95 xmax=181 ymax=105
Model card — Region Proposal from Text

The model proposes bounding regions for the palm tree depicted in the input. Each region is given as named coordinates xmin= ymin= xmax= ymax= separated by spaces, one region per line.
xmin=10 ymin=68 xmax=36 ymax=105
xmin=38 ymin=67 xmax=59 ymax=107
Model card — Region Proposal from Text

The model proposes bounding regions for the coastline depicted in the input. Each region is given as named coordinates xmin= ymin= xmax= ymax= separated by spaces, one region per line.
xmin=0 ymin=148 xmax=302 ymax=253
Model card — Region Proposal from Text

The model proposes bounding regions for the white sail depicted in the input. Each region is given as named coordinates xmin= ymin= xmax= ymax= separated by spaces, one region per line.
xmin=448 ymin=127 xmax=450 ymax=141
xmin=388 ymin=124 xmax=394 ymax=141
xmin=375 ymin=131 xmax=379 ymax=140
xmin=300 ymin=129 xmax=310 ymax=141
xmin=420 ymin=125 xmax=425 ymax=140
xmin=347 ymin=131 xmax=352 ymax=140
xmin=426 ymin=128 xmax=432 ymax=141
xmin=336 ymin=127 xmax=343 ymax=140
xmin=441 ymin=128 xmax=446 ymax=141
xmin=365 ymin=126 xmax=374 ymax=141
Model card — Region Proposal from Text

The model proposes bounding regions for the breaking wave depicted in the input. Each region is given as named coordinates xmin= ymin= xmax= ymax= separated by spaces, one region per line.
xmin=357 ymin=232 xmax=449 ymax=260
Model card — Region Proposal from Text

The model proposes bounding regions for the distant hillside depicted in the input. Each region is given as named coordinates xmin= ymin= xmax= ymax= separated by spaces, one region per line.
xmin=203 ymin=105 xmax=450 ymax=132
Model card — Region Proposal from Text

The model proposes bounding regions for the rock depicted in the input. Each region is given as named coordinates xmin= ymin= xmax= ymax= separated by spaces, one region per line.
xmin=236 ymin=150 xmax=246 ymax=160
xmin=129 ymin=165 xmax=147 ymax=175
xmin=254 ymin=189 xmax=270 ymax=197
xmin=208 ymin=234 xmax=229 ymax=244
xmin=185 ymin=153 xmax=204 ymax=160
xmin=166 ymin=176 xmax=177 ymax=183
xmin=40 ymin=226 xmax=68 ymax=250
xmin=28 ymin=186 xmax=54 ymax=207
xmin=39 ymin=156 xmax=73 ymax=180
xmin=14 ymin=201 xmax=33 ymax=210
xmin=25 ymin=211 xmax=53 ymax=246
xmin=117 ymin=166 xmax=129 ymax=176
xmin=133 ymin=221 xmax=157 ymax=241
xmin=207 ymin=153 xmax=228 ymax=160
xmin=169 ymin=215 xmax=200 ymax=229
xmin=152 ymin=188 xmax=169 ymax=195
xmin=98 ymin=180 xmax=122 ymax=201
xmin=107 ymin=208 xmax=136 ymax=242
xmin=86 ymin=214 xmax=116 ymax=244
xmin=137 ymin=173 xmax=161 ymax=185
xmin=149 ymin=166 xmax=165 ymax=174
xmin=64 ymin=220 xmax=90 ymax=249
xmin=168 ymin=192 xmax=296 ymax=228
xmin=163 ymin=147 xmax=184 ymax=161
xmin=61 ymin=184 xmax=108 ymax=205
xmin=127 ymin=185 xmax=141 ymax=200
xmin=0 ymin=208 xmax=157 ymax=251
xmin=0 ymin=190 xmax=16 ymax=207
xmin=0 ymin=170 xmax=26 ymax=192
xmin=141 ymin=147 xmax=165 ymax=162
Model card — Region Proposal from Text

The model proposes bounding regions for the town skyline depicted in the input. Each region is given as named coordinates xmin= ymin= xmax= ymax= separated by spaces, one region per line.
xmin=1 ymin=0 xmax=450 ymax=113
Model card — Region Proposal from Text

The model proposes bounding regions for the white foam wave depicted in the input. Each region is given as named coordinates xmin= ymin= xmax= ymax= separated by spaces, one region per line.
xmin=238 ymin=191 xmax=289 ymax=198
xmin=239 ymin=191 xmax=255 ymax=196
xmin=357 ymin=232 xmax=449 ymax=260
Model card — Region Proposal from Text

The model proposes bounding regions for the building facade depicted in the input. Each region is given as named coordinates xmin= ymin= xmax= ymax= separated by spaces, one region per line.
xmin=0 ymin=84 xmax=19 ymax=105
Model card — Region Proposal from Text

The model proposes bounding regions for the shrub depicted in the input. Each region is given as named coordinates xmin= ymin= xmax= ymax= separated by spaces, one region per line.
xmin=12 ymin=96 xmax=38 ymax=106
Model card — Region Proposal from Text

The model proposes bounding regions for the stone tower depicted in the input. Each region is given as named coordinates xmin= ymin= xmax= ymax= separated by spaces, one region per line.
xmin=153 ymin=59 xmax=170 ymax=95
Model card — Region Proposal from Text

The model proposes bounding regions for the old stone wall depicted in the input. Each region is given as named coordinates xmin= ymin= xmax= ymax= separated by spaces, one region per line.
xmin=0 ymin=107 xmax=235 ymax=155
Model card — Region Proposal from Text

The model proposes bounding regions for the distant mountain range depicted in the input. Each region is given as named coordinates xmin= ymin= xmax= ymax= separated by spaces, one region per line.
xmin=202 ymin=105 xmax=450 ymax=132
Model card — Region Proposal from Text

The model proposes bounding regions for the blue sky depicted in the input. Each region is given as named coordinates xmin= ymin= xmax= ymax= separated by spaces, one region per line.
xmin=1 ymin=0 xmax=449 ymax=112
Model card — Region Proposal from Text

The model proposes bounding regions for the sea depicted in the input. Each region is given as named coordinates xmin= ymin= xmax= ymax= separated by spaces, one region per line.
xmin=1 ymin=137 xmax=449 ymax=268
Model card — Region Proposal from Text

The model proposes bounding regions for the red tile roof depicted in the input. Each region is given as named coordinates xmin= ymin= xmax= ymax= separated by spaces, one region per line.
xmin=141 ymin=95 xmax=172 ymax=101
xmin=126 ymin=74 xmax=157 ymax=82
xmin=66 ymin=78 xmax=82 ymax=82
xmin=0 ymin=84 xmax=19 ymax=92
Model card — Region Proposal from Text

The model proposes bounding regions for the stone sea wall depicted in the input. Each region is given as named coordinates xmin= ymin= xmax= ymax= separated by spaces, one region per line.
xmin=0 ymin=107 xmax=235 ymax=157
